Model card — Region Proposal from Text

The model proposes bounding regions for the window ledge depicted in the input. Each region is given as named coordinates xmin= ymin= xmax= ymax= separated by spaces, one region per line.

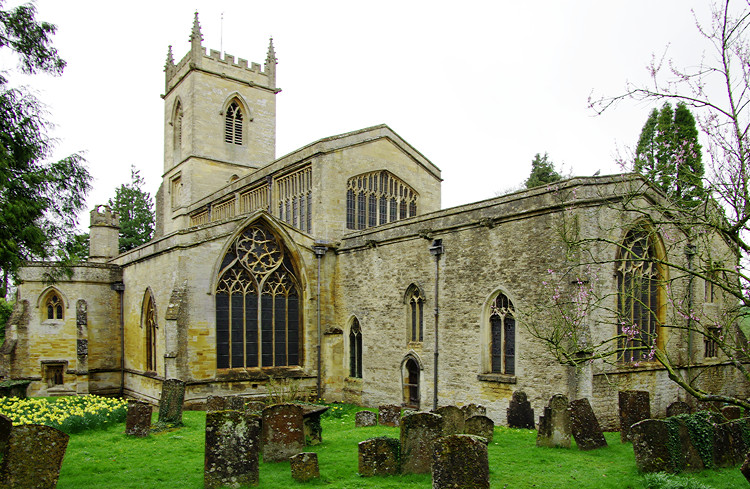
xmin=477 ymin=373 xmax=516 ymax=384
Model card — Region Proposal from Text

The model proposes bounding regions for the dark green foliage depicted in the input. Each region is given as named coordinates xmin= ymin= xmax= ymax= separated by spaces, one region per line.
xmin=0 ymin=297 xmax=11 ymax=340
xmin=634 ymin=102 xmax=704 ymax=207
xmin=107 ymin=166 xmax=154 ymax=252
xmin=525 ymin=152 xmax=562 ymax=189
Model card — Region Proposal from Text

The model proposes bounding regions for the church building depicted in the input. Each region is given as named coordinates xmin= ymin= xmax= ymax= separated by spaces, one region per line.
xmin=1 ymin=15 xmax=745 ymax=429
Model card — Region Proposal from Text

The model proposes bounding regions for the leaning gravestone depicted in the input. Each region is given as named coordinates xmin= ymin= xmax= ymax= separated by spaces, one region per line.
xmin=400 ymin=412 xmax=444 ymax=474
xmin=666 ymin=401 xmax=691 ymax=417
xmin=355 ymin=410 xmax=377 ymax=427
xmin=379 ymin=404 xmax=402 ymax=427
xmin=358 ymin=437 xmax=401 ymax=476
xmin=619 ymin=390 xmax=650 ymax=442
xmin=432 ymin=434 xmax=489 ymax=489
xmin=204 ymin=410 xmax=261 ymax=489
xmin=0 ymin=424 xmax=69 ymax=489
xmin=461 ymin=403 xmax=487 ymax=420
xmin=464 ymin=415 xmax=494 ymax=444
xmin=569 ymin=398 xmax=607 ymax=450
xmin=536 ymin=394 xmax=571 ymax=448
xmin=125 ymin=400 xmax=152 ymax=437
xmin=0 ymin=413 xmax=11 ymax=455
xmin=290 ymin=452 xmax=319 ymax=482
xmin=434 ymin=406 xmax=465 ymax=436
xmin=630 ymin=419 xmax=671 ymax=473
xmin=721 ymin=405 xmax=742 ymax=421
xmin=262 ymin=404 xmax=304 ymax=462
xmin=158 ymin=378 xmax=186 ymax=425
xmin=507 ymin=391 xmax=535 ymax=429
xmin=713 ymin=420 xmax=747 ymax=467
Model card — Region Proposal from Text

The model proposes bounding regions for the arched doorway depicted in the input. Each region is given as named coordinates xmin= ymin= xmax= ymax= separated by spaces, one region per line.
xmin=402 ymin=357 xmax=420 ymax=409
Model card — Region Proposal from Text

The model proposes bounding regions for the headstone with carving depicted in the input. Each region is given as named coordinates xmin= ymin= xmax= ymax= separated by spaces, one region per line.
xmin=378 ymin=404 xmax=402 ymax=427
xmin=666 ymin=401 xmax=691 ymax=417
xmin=125 ymin=400 xmax=152 ymax=437
xmin=464 ymin=415 xmax=494 ymax=444
xmin=619 ymin=390 xmax=650 ymax=442
xmin=569 ymin=398 xmax=607 ymax=450
xmin=204 ymin=410 xmax=261 ymax=489
xmin=158 ymin=378 xmax=186 ymax=425
xmin=0 ymin=424 xmax=69 ymax=489
xmin=355 ymin=410 xmax=377 ymax=427
xmin=506 ymin=391 xmax=535 ymax=429
xmin=358 ymin=437 xmax=400 ymax=476
xmin=461 ymin=403 xmax=487 ymax=420
xmin=400 ymin=412 xmax=444 ymax=474
xmin=432 ymin=434 xmax=489 ymax=489
xmin=434 ymin=406 xmax=465 ymax=436
xmin=536 ymin=394 xmax=571 ymax=448
xmin=290 ymin=452 xmax=319 ymax=482
xmin=630 ymin=419 xmax=671 ymax=472
xmin=262 ymin=404 xmax=304 ymax=462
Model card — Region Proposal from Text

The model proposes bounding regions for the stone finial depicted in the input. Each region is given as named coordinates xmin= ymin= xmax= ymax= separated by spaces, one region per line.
xmin=265 ymin=37 xmax=277 ymax=88
xmin=190 ymin=12 xmax=203 ymax=47
xmin=165 ymin=45 xmax=174 ymax=70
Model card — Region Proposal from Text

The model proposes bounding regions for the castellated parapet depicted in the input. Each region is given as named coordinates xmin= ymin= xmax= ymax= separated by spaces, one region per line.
xmin=89 ymin=205 xmax=120 ymax=263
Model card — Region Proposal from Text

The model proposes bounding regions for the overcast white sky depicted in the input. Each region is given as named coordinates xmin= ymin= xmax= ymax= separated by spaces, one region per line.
xmin=5 ymin=1 xmax=718 ymax=227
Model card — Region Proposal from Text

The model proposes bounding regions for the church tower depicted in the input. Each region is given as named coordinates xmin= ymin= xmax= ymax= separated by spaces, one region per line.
xmin=157 ymin=13 xmax=279 ymax=235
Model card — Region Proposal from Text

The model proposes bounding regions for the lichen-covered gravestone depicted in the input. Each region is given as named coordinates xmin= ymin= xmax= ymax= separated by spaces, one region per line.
xmin=434 ymin=406 xmax=465 ymax=436
xmin=358 ymin=437 xmax=400 ymax=476
xmin=713 ymin=419 xmax=747 ymax=467
xmin=301 ymin=404 xmax=328 ymax=445
xmin=630 ymin=419 xmax=671 ymax=473
xmin=355 ymin=410 xmax=377 ymax=427
xmin=619 ymin=390 xmax=650 ymax=442
xmin=0 ymin=413 xmax=11 ymax=455
xmin=461 ymin=403 xmax=486 ymax=420
xmin=506 ymin=391 xmax=535 ymax=429
xmin=245 ymin=401 xmax=266 ymax=413
xmin=400 ymin=412 xmax=444 ymax=474
xmin=672 ymin=418 xmax=704 ymax=472
xmin=290 ymin=452 xmax=319 ymax=482
xmin=204 ymin=411 xmax=261 ymax=488
xmin=158 ymin=378 xmax=186 ymax=425
xmin=432 ymin=435 xmax=489 ymax=489
xmin=464 ymin=415 xmax=494 ymax=444
xmin=569 ymin=398 xmax=607 ymax=450
xmin=0 ymin=424 xmax=69 ymax=489
xmin=666 ymin=401 xmax=691 ymax=417
xmin=536 ymin=394 xmax=571 ymax=448
xmin=378 ymin=404 xmax=402 ymax=427
xmin=262 ymin=404 xmax=304 ymax=462
xmin=125 ymin=400 xmax=152 ymax=437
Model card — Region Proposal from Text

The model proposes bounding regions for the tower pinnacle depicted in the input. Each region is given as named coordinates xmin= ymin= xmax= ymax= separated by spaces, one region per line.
xmin=190 ymin=12 xmax=203 ymax=48
xmin=265 ymin=37 xmax=277 ymax=88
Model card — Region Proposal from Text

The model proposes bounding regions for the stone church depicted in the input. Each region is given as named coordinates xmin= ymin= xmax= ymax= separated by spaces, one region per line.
xmin=1 ymin=15 xmax=745 ymax=428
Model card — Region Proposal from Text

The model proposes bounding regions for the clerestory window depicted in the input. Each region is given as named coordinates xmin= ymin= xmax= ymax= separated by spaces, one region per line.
xmin=346 ymin=171 xmax=418 ymax=230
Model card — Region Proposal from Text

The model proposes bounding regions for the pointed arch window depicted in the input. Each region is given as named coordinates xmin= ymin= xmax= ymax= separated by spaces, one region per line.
xmin=402 ymin=356 xmax=420 ymax=409
xmin=45 ymin=292 xmax=63 ymax=320
xmin=173 ymin=101 xmax=183 ymax=153
xmin=616 ymin=228 xmax=662 ymax=363
xmin=406 ymin=286 xmax=424 ymax=343
xmin=349 ymin=318 xmax=362 ymax=378
xmin=346 ymin=170 xmax=418 ymax=230
xmin=215 ymin=223 xmax=301 ymax=369
xmin=143 ymin=292 xmax=157 ymax=372
xmin=490 ymin=293 xmax=515 ymax=375
xmin=224 ymin=101 xmax=243 ymax=145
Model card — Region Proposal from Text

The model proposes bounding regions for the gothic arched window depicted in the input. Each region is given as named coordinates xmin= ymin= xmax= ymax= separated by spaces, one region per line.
xmin=406 ymin=285 xmax=424 ymax=343
xmin=616 ymin=227 xmax=663 ymax=362
xmin=215 ymin=223 xmax=301 ymax=369
xmin=224 ymin=101 xmax=243 ymax=145
xmin=490 ymin=293 xmax=515 ymax=375
xmin=173 ymin=101 xmax=183 ymax=152
xmin=143 ymin=292 xmax=157 ymax=372
xmin=346 ymin=171 xmax=418 ymax=230
xmin=45 ymin=292 xmax=63 ymax=320
xmin=349 ymin=318 xmax=362 ymax=378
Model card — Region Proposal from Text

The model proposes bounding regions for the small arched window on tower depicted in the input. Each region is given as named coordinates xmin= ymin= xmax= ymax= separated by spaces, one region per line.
xmin=349 ymin=318 xmax=362 ymax=378
xmin=224 ymin=101 xmax=243 ymax=145
xmin=46 ymin=292 xmax=64 ymax=320
xmin=173 ymin=101 xmax=183 ymax=153
xmin=489 ymin=293 xmax=515 ymax=375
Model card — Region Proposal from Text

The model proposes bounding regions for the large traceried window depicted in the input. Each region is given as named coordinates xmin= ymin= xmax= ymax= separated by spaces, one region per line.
xmin=406 ymin=285 xmax=424 ymax=343
xmin=616 ymin=227 xmax=663 ymax=363
xmin=224 ymin=101 xmax=243 ymax=145
xmin=349 ymin=318 xmax=362 ymax=378
xmin=346 ymin=171 xmax=418 ymax=230
xmin=215 ymin=223 xmax=301 ymax=369
xmin=143 ymin=291 xmax=157 ymax=372
xmin=489 ymin=293 xmax=515 ymax=375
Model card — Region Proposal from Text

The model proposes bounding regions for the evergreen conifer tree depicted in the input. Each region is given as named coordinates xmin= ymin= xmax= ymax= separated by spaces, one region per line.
xmin=525 ymin=153 xmax=562 ymax=189
xmin=108 ymin=166 xmax=155 ymax=252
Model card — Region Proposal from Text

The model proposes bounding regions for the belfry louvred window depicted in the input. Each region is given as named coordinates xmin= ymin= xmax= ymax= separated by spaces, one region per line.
xmin=224 ymin=102 xmax=243 ymax=145
xmin=215 ymin=223 xmax=301 ymax=369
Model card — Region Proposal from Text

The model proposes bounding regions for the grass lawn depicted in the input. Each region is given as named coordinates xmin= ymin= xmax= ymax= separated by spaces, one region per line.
xmin=54 ymin=406 xmax=745 ymax=489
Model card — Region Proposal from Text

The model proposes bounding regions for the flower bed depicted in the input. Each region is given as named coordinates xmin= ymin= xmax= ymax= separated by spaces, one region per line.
xmin=0 ymin=395 xmax=128 ymax=433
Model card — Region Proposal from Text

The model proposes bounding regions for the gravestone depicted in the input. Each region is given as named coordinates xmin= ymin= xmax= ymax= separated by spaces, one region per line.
xmin=158 ymin=378 xmax=185 ymax=425
xmin=290 ymin=452 xmax=319 ymax=482
xmin=204 ymin=411 xmax=261 ymax=489
xmin=355 ymin=410 xmax=377 ymax=427
xmin=125 ymin=400 xmax=152 ymax=437
xmin=0 ymin=414 xmax=11 ymax=455
xmin=506 ymin=391 xmax=535 ymax=429
xmin=245 ymin=401 xmax=266 ymax=413
xmin=630 ymin=419 xmax=671 ymax=473
xmin=400 ymin=412 xmax=444 ymax=474
xmin=301 ymin=404 xmax=328 ymax=445
xmin=713 ymin=420 xmax=746 ymax=467
xmin=205 ymin=395 xmax=225 ymax=412
xmin=666 ymin=401 xmax=691 ymax=417
xmin=206 ymin=395 xmax=246 ymax=412
xmin=0 ymin=424 xmax=69 ymax=489
xmin=464 ymin=415 xmax=494 ymax=444
xmin=673 ymin=418 xmax=704 ymax=472
xmin=461 ymin=403 xmax=487 ymax=420
xmin=569 ymin=398 xmax=607 ymax=450
xmin=536 ymin=394 xmax=571 ymax=448
xmin=721 ymin=405 xmax=742 ymax=420
xmin=742 ymin=451 xmax=750 ymax=483
xmin=358 ymin=437 xmax=401 ymax=476
xmin=434 ymin=406 xmax=465 ymax=436
xmin=379 ymin=404 xmax=402 ymax=427
xmin=619 ymin=390 xmax=650 ymax=442
xmin=262 ymin=404 xmax=304 ymax=462
xmin=432 ymin=434 xmax=489 ymax=489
